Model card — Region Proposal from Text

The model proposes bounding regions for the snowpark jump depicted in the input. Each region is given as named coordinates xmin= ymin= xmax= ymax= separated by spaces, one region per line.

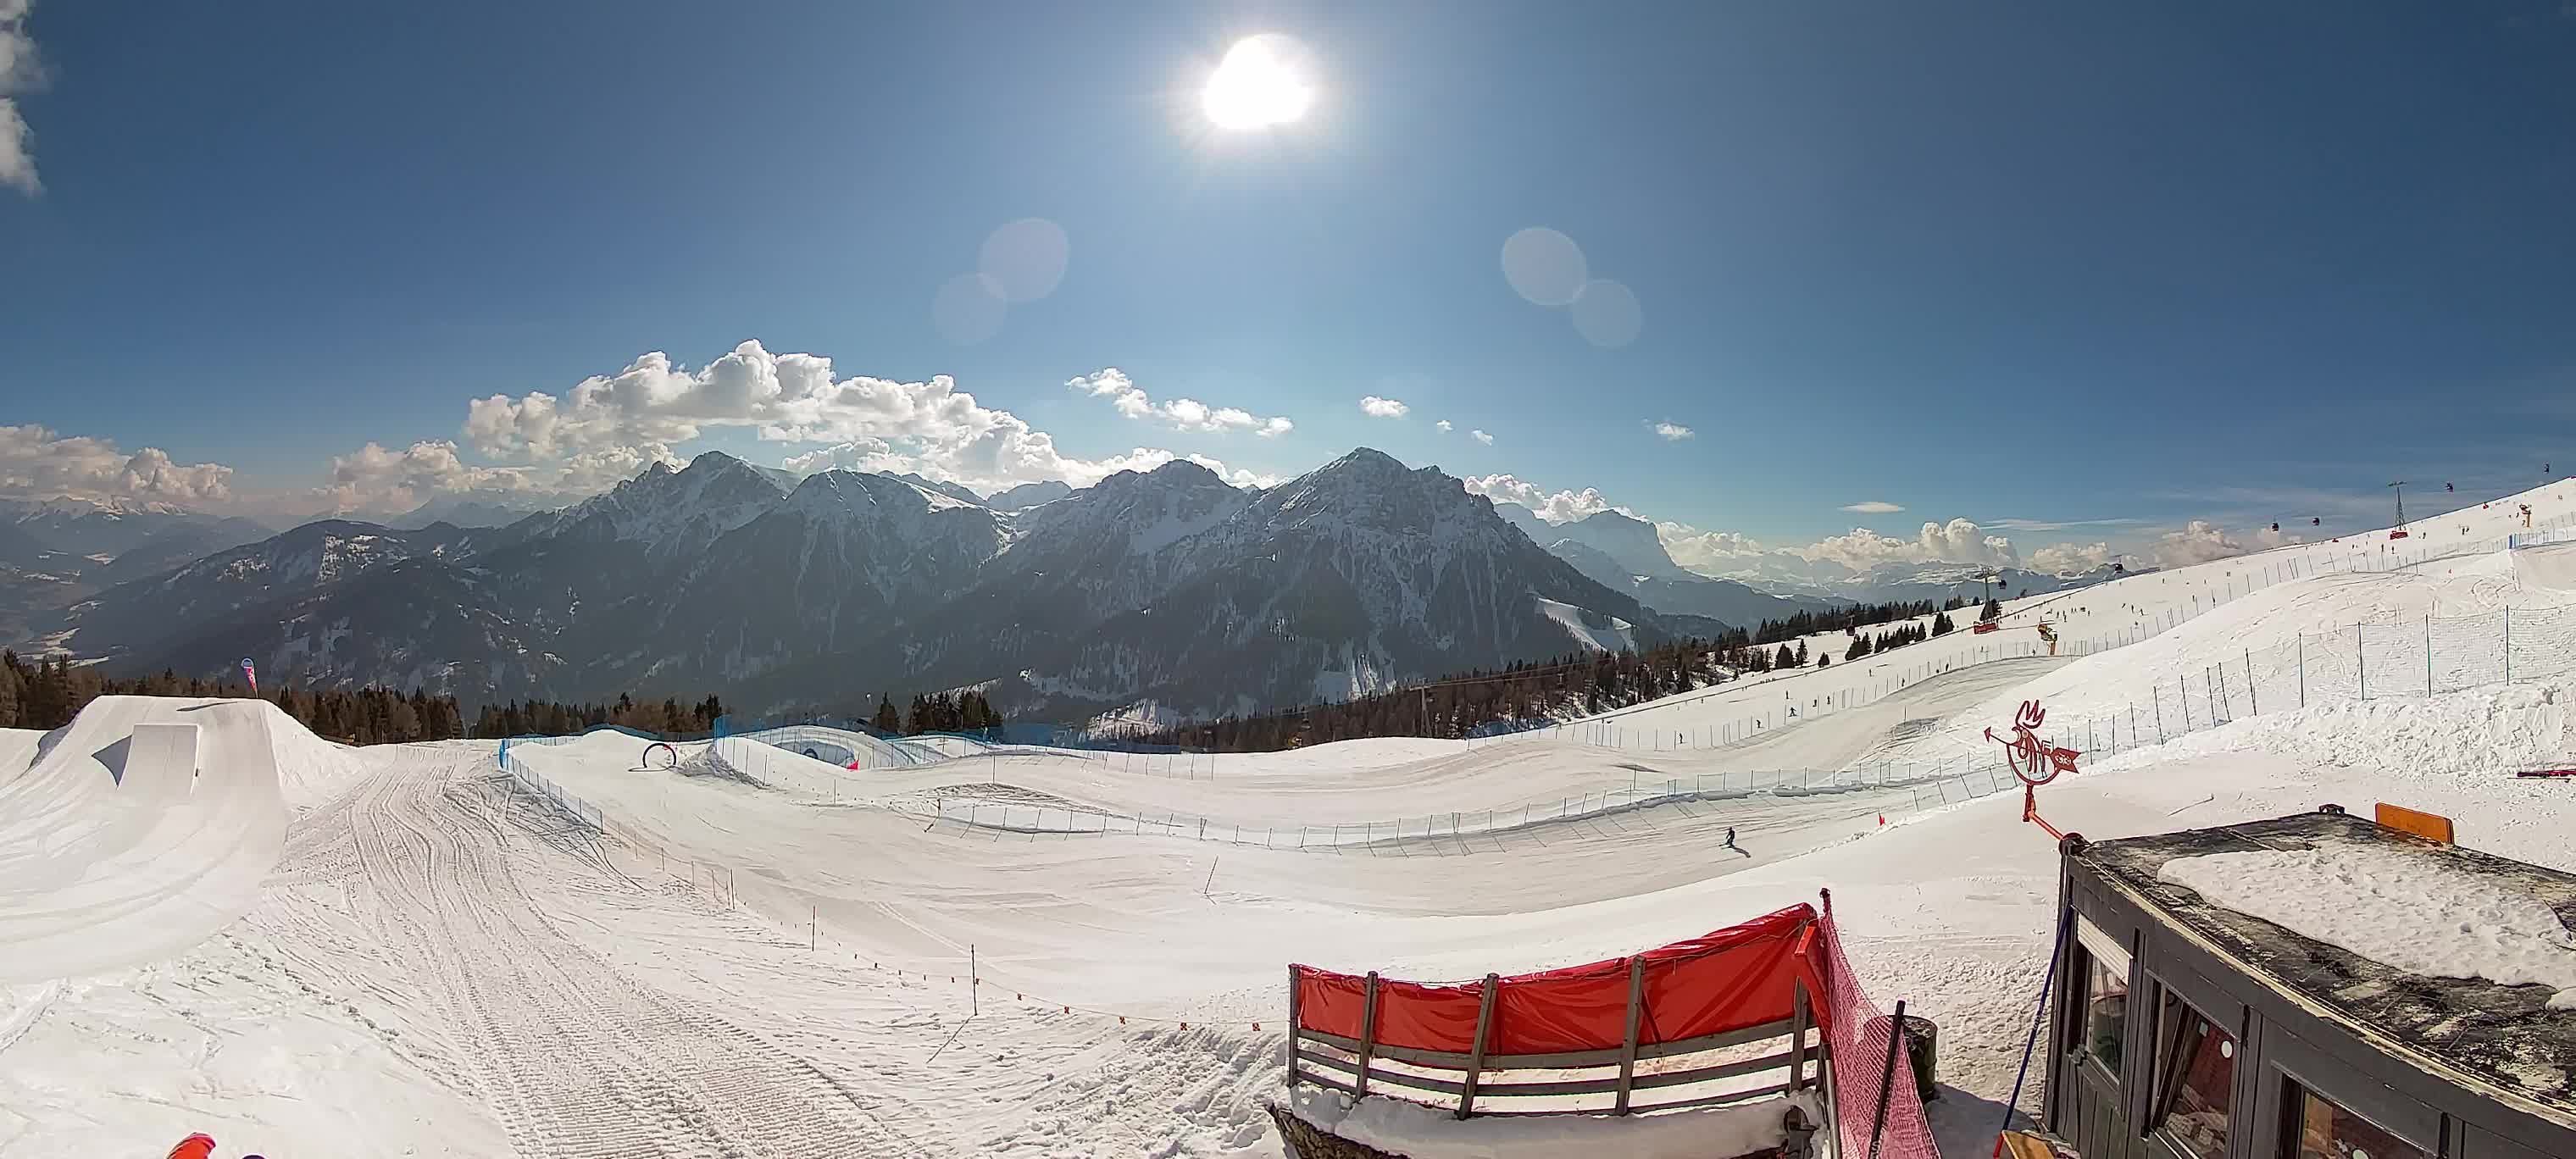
xmin=10 ymin=479 xmax=2576 ymax=1155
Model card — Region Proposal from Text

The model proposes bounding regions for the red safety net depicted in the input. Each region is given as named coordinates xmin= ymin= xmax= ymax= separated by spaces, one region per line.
xmin=1293 ymin=895 xmax=1941 ymax=1158
xmin=1818 ymin=890 xmax=1942 ymax=1158
xmin=1295 ymin=903 xmax=1820 ymax=1054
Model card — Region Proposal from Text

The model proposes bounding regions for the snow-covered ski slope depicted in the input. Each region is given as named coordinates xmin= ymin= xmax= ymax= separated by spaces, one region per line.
xmin=9 ymin=480 xmax=2576 ymax=1156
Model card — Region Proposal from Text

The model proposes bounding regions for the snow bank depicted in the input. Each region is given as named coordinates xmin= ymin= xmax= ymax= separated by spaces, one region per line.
xmin=2159 ymin=843 xmax=2576 ymax=1009
xmin=1287 ymin=1086 xmax=1823 ymax=1159
xmin=2087 ymin=679 xmax=2576 ymax=781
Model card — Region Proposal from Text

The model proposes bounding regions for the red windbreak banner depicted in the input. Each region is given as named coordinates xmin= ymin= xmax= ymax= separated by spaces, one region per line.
xmin=1293 ymin=902 xmax=1824 ymax=1056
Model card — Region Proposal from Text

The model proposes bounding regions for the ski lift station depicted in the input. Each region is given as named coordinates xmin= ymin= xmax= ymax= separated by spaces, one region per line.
xmin=2042 ymin=809 xmax=2576 ymax=1159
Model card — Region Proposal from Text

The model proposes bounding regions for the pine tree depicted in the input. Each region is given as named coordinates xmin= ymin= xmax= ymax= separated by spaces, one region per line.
xmin=872 ymin=696 xmax=900 ymax=734
xmin=0 ymin=659 xmax=17 ymax=729
xmin=1932 ymin=612 xmax=1955 ymax=636
xmin=1794 ymin=640 xmax=1809 ymax=666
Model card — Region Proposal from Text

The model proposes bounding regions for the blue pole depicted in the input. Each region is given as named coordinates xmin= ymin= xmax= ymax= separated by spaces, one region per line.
xmin=1992 ymin=910 xmax=2067 ymax=1153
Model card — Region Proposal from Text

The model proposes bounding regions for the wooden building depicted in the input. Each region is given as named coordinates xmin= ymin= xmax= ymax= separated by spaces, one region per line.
xmin=2044 ymin=809 xmax=2576 ymax=1158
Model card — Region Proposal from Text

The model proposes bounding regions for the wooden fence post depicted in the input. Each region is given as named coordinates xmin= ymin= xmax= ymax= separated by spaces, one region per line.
xmin=1613 ymin=955 xmax=1646 ymax=1113
xmin=1789 ymin=978 xmax=1811 ymax=1091
xmin=1456 ymin=973 xmax=1500 ymax=1119
xmin=1285 ymin=965 xmax=1302 ymax=1090
xmin=1355 ymin=972 xmax=1381 ymax=1097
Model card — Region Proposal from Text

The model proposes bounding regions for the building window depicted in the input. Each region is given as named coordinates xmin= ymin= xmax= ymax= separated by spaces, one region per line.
xmin=2073 ymin=918 xmax=2130 ymax=1079
xmin=2286 ymin=1083 xmax=2429 ymax=1159
xmin=2150 ymin=992 xmax=2236 ymax=1159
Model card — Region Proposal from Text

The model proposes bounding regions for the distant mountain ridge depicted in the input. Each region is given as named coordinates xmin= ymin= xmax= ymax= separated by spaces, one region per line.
xmin=0 ymin=497 xmax=274 ymax=651
xmin=1497 ymin=502 xmax=2133 ymax=611
xmin=51 ymin=449 xmax=1685 ymax=720
xmin=1496 ymin=503 xmax=1845 ymax=626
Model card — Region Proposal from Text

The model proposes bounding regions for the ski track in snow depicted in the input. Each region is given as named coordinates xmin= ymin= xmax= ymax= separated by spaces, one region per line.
xmin=343 ymin=753 xmax=927 ymax=1157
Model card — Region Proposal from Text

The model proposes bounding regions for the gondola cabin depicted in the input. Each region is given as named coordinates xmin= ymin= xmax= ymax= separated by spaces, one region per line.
xmin=2043 ymin=809 xmax=2576 ymax=1158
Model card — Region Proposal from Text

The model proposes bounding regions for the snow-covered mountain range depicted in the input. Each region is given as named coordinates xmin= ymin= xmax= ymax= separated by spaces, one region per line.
xmin=39 ymin=449 xmax=1689 ymax=719
xmin=0 ymin=497 xmax=273 ymax=651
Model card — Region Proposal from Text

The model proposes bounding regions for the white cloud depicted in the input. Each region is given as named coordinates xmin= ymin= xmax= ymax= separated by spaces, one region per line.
xmin=461 ymin=340 xmax=1239 ymax=495
xmin=1657 ymin=524 xmax=1773 ymax=570
xmin=0 ymin=424 xmax=234 ymax=503
xmin=1358 ymin=396 xmax=1409 ymax=419
xmin=1435 ymin=419 xmax=1453 ymax=433
xmin=1064 ymin=368 xmax=1293 ymax=436
xmin=2147 ymin=520 xmax=2297 ymax=568
xmin=1650 ymin=421 xmax=1694 ymax=441
xmin=1460 ymin=474 xmax=1618 ymax=524
xmin=1471 ymin=429 xmax=1494 ymax=446
xmin=0 ymin=0 xmax=40 ymax=196
xmin=320 ymin=440 xmax=528 ymax=515
xmin=1803 ymin=518 xmax=2018 ymax=570
xmin=2028 ymin=541 xmax=2114 ymax=573
xmin=1840 ymin=501 xmax=1904 ymax=514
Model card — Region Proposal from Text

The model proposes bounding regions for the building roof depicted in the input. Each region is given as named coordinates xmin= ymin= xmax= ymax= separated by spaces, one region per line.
xmin=2074 ymin=811 xmax=2576 ymax=1122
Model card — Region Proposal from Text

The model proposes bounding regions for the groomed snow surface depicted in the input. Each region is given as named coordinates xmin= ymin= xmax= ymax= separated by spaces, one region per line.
xmin=8 ymin=481 xmax=2576 ymax=1156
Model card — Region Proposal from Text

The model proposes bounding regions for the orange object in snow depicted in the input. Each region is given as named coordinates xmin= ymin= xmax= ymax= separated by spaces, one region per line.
xmin=168 ymin=1135 xmax=217 ymax=1159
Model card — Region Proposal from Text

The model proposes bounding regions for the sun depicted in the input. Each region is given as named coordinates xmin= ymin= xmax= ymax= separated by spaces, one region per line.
xmin=1202 ymin=35 xmax=1313 ymax=130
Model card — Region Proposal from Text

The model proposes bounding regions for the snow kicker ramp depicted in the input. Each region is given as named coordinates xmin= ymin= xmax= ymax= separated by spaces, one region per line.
xmin=0 ymin=696 xmax=300 ymax=983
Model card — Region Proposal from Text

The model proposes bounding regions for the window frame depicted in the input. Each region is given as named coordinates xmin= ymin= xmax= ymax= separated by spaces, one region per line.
xmin=2069 ymin=914 xmax=2135 ymax=1092
xmin=2251 ymin=1020 xmax=2445 ymax=1159
xmin=2137 ymin=965 xmax=2250 ymax=1159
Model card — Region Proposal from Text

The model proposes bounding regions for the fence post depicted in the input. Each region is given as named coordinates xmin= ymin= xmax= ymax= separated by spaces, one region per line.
xmin=1456 ymin=973 xmax=1501 ymax=1119
xmin=2247 ymin=648 xmax=2258 ymax=714
xmin=1614 ymin=954 xmax=1646 ymax=1114
xmin=2425 ymin=615 xmax=2434 ymax=696
xmin=1790 ymin=977 xmax=1812 ymax=1092
xmin=2505 ymin=608 xmax=2512 ymax=684
xmin=1285 ymin=965 xmax=1303 ymax=1090
xmin=2180 ymin=677 xmax=2191 ymax=730
xmin=1868 ymin=999 xmax=1910 ymax=1158
xmin=1355 ymin=972 xmax=1381 ymax=1097
xmin=2298 ymin=636 xmax=2307 ymax=707
xmin=2358 ymin=624 xmax=2368 ymax=701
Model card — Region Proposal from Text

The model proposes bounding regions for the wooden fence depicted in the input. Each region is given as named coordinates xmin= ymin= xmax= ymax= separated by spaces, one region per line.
xmin=1286 ymin=962 xmax=1826 ymax=1119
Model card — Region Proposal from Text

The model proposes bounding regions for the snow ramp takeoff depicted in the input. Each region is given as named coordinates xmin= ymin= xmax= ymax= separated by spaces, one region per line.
xmin=0 ymin=696 xmax=299 ymax=983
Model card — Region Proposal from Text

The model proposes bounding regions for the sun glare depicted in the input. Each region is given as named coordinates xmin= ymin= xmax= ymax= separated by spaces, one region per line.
xmin=1202 ymin=35 xmax=1313 ymax=130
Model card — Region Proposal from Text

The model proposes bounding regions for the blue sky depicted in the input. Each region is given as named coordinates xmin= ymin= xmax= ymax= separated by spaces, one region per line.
xmin=3 ymin=2 xmax=2573 ymax=571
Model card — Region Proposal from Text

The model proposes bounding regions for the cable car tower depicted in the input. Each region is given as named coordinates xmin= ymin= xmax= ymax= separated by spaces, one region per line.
xmin=2388 ymin=480 xmax=2411 ymax=541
